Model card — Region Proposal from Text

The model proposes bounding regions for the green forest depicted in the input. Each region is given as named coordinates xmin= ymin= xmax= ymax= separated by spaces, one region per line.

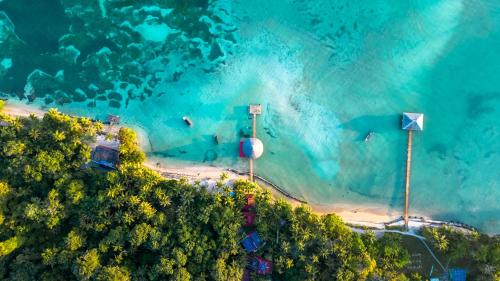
xmin=0 ymin=109 xmax=498 ymax=281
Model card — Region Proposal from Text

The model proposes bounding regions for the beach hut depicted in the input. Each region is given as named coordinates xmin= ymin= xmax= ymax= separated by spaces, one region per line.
xmin=91 ymin=145 xmax=120 ymax=169
xmin=239 ymin=138 xmax=264 ymax=159
xmin=248 ymin=256 xmax=273 ymax=275
xmin=241 ymin=231 xmax=262 ymax=253
xmin=107 ymin=114 xmax=120 ymax=125
xmin=402 ymin=112 xmax=424 ymax=131
xmin=249 ymin=104 xmax=262 ymax=115
xmin=449 ymin=268 xmax=466 ymax=281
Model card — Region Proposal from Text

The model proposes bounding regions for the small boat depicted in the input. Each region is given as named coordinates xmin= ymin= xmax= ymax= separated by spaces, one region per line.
xmin=214 ymin=135 xmax=219 ymax=144
xmin=364 ymin=131 xmax=374 ymax=142
xmin=107 ymin=114 xmax=120 ymax=125
xmin=182 ymin=116 xmax=193 ymax=127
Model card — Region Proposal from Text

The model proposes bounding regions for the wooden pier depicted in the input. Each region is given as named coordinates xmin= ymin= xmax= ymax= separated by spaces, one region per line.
xmin=248 ymin=105 xmax=262 ymax=182
xmin=249 ymin=158 xmax=254 ymax=181
xmin=404 ymin=130 xmax=413 ymax=228
xmin=252 ymin=114 xmax=257 ymax=138
xmin=401 ymin=112 xmax=423 ymax=229
xmin=249 ymin=113 xmax=257 ymax=181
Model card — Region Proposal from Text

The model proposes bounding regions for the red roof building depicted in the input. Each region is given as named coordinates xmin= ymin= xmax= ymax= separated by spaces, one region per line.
xmin=243 ymin=211 xmax=256 ymax=227
xmin=242 ymin=194 xmax=256 ymax=227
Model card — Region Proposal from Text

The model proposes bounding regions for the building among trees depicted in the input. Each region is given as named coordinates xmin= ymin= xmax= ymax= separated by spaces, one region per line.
xmin=241 ymin=232 xmax=262 ymax=253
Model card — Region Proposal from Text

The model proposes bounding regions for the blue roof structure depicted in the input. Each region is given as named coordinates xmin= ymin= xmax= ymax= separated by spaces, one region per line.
xmin=241 ymin=232 xmax=262 ymax=253
xmin=402 ymin=112 xmax=424 ymax=131
xmin=449 ymin=268 xmax=466 ymax=281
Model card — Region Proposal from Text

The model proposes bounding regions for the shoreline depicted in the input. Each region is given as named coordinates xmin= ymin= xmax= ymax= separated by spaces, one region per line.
xmin=2 ymin=100 xmax=46 ymax=118
xmin=0 ymin=101 xmax=483 ymax=233
xmin=140 ymin=160 xmax=480 ymax=233
xmin=144 ymin=159 xmax=410 ymax=229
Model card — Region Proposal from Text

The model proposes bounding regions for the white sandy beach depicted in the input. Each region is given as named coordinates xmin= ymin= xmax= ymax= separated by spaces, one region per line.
xmin=3 ymin=101 xmax=46 ymax=118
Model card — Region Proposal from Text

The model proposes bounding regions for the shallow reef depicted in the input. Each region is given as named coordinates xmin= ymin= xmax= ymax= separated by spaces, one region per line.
xmin=0 ymin=0 xmax=238 ymax=107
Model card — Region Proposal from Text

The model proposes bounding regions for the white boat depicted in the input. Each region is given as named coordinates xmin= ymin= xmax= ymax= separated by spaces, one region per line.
xmin=182 ymin=116 xmax=193 ymax=127
xmin=364 ymin=131 xmax=374 ymax=142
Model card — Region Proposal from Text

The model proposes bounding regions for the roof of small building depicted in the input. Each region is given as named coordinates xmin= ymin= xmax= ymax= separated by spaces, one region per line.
xmin=241 ymin=231 xmax=262 ymax=253
xmin=91 ymin=145 xmax=119 ymax=169
xmin=248 ymin=256 xmax=272 ymax=275
xmin=243 ymin=211 xmax=256 ymax=227
xmin=242 ymin=200 xmax=255 ymax=213
xmin=402 ymin=112 xmax=424 ymax=131
xmin=449 ymin=268 xmax=466 ymax=281
xmin=240 ymin=138 xmax=264 ymax=159
xmin=249 ymin=104 xmax=262 ymax=115
xmin=107 ymin=114 xmax=120 ymax=124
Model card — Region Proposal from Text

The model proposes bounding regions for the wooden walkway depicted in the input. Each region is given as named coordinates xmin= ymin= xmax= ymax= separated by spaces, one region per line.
xmin=252 ymin=114 xmax=257 ymax=138
xmin=404 ymin=130 xmax=413 ymax=228
xmin=249 ymin=113 xmax=257 ymax=182
xmin=247 ymin=105 xmax=261 ymax=182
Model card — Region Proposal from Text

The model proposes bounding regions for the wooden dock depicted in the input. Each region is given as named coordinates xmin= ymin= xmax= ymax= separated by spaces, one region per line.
xmin=246 ymin=104 xmax=262 ymax=182
xmin=252 ymin=114 xmax=257 ymax=138
xmin=249 ymin=113 xmax=257 ymax=182
xmin=404 ymin=130 xmax=413 ymax=228
xmin=249 ymin=159 xmax=254 ymax=182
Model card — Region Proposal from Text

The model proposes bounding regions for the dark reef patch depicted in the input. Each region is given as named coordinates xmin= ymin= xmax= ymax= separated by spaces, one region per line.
xmin=108 ymin=100 xmax=121 ymax=108
xmin=0 ymin=0 xmax=238 ymax=109
xmin=0 ymin=0 xmax=70 ymax=53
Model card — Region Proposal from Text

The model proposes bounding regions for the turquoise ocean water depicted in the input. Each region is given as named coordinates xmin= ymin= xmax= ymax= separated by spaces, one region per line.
xmin=1 ymin=0 xmax=499 ymax=233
